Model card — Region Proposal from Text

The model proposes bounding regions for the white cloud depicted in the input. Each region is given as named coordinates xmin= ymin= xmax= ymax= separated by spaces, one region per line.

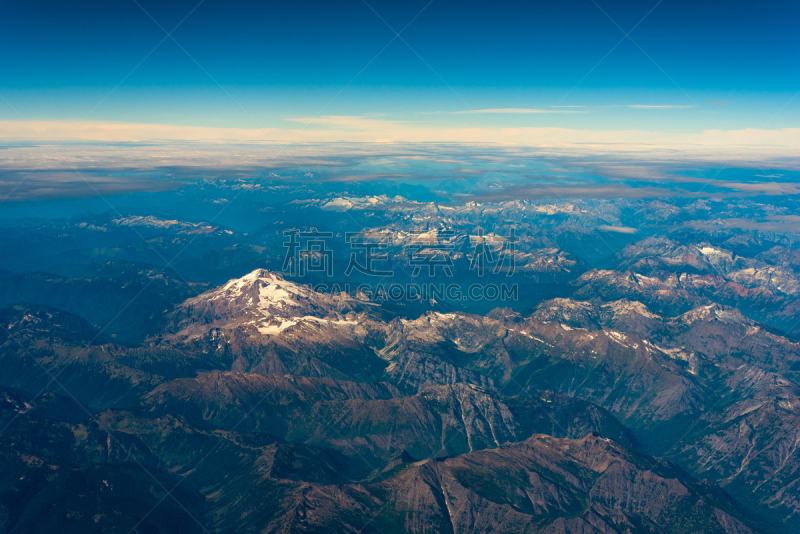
xmin=596 ymin=225 xmax=639 ymax=234
xmin=0 ymin=119 xmax=798 ymax=167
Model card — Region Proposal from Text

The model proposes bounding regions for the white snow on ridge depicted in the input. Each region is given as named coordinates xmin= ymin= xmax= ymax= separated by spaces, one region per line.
xmin=302 ymin=316 xmax=358 ymax=326
xmin=680 ymin=304 xmax=748 ymax=325
xmin=258 ymin=282 xmax=300 ymax=307
xmin=257 ymin=318 xmax=297 ymax=335
xmin=605 ymin=330 xmax=633 ymax=348
xmin=601 ymin=300 xmax=660 ymax=320
xmin=211 ymin=270 xmax=313 ymax=313
xmin=698 ymin=245 xmax=732 ymax=260
xmin=321 ymin=195 xmax=408 ymax=211
xmin=114 ymin=215 xmax=192 ymax=229
xmin=219 ymin=269 xmax=287 ymax=293
xmin=255 ymin=315 xmax=357 ymax=336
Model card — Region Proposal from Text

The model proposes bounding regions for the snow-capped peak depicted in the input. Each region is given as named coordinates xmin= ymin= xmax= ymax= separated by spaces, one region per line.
xmin=187 ymin=269 xmax=348 ymax=321
xmin=217 ymin=269 xmax=302 ymax=304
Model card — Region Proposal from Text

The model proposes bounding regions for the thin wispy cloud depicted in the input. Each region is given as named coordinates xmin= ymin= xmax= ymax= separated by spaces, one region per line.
xmin=627 ymin=105 xmax=693 ymax=109
xmin=452 ymin=108 xmax=589 ymax=114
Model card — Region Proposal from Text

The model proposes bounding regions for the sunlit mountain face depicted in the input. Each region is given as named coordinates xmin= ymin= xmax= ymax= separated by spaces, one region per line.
xmin=2 ymin=0 xmax=800 ymax=532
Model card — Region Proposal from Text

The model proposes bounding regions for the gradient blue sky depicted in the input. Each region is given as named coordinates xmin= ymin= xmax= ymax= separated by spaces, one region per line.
xmin=1 ymin=0 xmax=798 ymax=134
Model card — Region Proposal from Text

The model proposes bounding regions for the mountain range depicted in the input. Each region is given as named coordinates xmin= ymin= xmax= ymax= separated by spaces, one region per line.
xmin=1 ymin=190 xmax=800 ymax=533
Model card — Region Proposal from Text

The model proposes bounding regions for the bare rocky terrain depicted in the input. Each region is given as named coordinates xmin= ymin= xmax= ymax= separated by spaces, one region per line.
xmin=2 ymin=192 xmax=800 ymax=533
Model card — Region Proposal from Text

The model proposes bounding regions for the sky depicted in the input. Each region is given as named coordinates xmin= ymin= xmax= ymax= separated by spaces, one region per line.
xmin=1 ymin=0 xmax=798 ymax=143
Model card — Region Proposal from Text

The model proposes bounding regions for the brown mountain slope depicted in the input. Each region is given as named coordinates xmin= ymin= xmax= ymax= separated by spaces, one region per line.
xmin=286 ymin=434 xmax=766 ymax=534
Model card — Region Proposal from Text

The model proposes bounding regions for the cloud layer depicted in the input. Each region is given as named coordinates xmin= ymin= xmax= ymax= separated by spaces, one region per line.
xmin=1 ymin=119 xmax=799 ymax=165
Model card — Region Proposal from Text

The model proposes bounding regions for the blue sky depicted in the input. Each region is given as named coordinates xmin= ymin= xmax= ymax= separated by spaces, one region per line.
xmin=1 ymin=0 xmax=798 ymax=136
